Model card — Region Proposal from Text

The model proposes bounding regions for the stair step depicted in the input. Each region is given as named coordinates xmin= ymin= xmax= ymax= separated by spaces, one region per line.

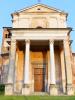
xmin=32 ymin=92 xmax=49 ymax=95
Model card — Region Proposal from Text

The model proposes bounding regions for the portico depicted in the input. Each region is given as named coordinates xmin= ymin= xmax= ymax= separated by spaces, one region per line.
xmin=4 ymin=28 xmax=73 ymax=95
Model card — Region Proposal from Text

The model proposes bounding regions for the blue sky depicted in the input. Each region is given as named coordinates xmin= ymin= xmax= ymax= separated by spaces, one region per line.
xmin=0 ymin=0 xmax=75 ymax=52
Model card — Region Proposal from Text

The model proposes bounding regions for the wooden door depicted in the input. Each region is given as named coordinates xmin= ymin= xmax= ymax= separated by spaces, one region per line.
xmin=34 ymin=68 xmax=45 ymax=92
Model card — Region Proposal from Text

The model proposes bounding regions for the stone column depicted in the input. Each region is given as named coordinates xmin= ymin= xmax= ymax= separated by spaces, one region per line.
xmin=63 ymin=39 xmax=74 ymax=95
xmin=5 ymin=39 xmax=16 ymax=95
xmin=49 ymin=40 xmax=57 ymax=95
xmin=60 ymin=47 xmax=66 ymax=94
xmin=22 ymin=40 xmax=30 ymax=95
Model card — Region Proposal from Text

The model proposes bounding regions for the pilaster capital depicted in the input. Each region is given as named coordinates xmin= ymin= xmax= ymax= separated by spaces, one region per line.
xmin=11 ymin=39 xmax=16 ymax=44
xmin=63 ymin=39 xmax=70 ymax=45
xmin=10 ymin=39 xmax=16 ymax=52
xmin=11 ymin=39 xmax=16 ymax=48
xmin=49 ymin=40 xmax=54 ymax=44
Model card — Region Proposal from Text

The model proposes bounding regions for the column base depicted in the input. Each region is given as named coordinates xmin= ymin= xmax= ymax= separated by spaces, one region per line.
xmin=22 ymin=84 xmax=31 ymax=95
xmin=50 ymin=84 xmax=58 ymax=95
xmin=5 ymin=84 xmax=13 ymax=95
xmin=67 ymin=84 xmax=74 ymax=95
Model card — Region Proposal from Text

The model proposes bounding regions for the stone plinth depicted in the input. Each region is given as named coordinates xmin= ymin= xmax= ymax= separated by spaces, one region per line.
xmin=22 ymin=84 xmax=31 ymax=95
xmin=67 ymin=84 xmax=74 ymax=95
xmin=50 ymin=84 xmax=58 ymax=95
xmin=5 ymin=84 xmax=13 ymax=95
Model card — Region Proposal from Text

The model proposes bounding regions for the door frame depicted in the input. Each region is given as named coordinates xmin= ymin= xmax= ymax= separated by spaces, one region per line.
xmin=32 ymin=62 xmax=47 ymax=92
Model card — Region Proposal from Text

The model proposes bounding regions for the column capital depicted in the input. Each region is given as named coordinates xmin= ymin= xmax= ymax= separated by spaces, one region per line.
xmin=25 ymin=39 xmax=30 ymax=44
xmin=49 ymin=40 xmax=54 ymax=44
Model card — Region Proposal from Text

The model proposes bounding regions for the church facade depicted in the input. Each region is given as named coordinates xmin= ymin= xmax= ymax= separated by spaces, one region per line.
xmin=1 ymin=4 xmax=75 ymax=95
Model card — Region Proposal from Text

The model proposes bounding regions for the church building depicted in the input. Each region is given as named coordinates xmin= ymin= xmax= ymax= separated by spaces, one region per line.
xmin=1 ymin=4 xmax=75 ymax=95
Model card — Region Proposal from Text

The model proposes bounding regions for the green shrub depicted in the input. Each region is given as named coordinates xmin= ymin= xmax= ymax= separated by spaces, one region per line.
xmin=0 ymin=84 xmax=5 ymax=95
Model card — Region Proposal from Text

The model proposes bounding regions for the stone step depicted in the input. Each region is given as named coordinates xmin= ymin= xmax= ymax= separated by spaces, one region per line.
xmin=14 ymin=92 xmax=22 ymax=95
xmin=32 ymin=92 xmax=49 ymax=96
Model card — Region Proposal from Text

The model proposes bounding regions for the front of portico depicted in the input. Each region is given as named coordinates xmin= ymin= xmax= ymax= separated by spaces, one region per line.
xmin=5 ymin=28 xmax=74 ymax=95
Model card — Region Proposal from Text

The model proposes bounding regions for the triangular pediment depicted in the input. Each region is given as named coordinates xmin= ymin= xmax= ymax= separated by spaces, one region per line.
xmin=12 ymin=4 xmax=66 ymax=14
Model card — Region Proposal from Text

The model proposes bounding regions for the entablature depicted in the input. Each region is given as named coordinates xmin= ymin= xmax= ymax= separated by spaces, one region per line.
xmin=8 ymin=28 xmax=71 ymax=41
